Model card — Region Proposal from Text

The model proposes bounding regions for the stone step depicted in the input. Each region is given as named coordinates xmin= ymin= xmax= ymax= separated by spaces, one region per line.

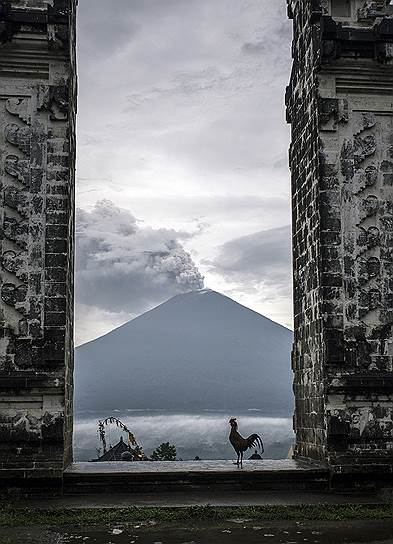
xmin=64 ymin=460 xmax=329 ymax=495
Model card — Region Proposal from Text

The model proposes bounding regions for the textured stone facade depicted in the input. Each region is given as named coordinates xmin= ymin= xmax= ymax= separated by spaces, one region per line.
xmin=287 ymin=0 xmax=393 ymax=477
xmin=0 ymin=0 xmax=76 ymax=493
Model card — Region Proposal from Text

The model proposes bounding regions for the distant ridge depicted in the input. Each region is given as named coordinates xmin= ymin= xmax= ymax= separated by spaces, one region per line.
xmin=75 ymin=289 xmax=294 ymax=415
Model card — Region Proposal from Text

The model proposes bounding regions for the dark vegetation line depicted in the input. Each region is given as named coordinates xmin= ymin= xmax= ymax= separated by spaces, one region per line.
xmin=1 ymin=504 xmax=393 ymax=527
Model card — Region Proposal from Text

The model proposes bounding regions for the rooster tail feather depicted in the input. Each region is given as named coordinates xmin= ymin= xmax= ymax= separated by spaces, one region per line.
xmin=247 ymin=433 xmax=264 ymax=453
xmin=258 ymin=436 xmax=265 ymax=454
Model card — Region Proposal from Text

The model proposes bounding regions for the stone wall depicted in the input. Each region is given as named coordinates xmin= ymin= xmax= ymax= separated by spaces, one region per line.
xmin=0 ymin=0 xmax=76 ymax=493
xmin=286 ymin=0 xmax=327 ymax=463
xmin=287 ymin=0 xmax=393 ymax=477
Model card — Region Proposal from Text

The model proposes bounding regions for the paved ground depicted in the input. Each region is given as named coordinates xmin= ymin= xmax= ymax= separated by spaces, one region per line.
xmin=66 ymin=460 xmax=322 ymax=474
xmin=1 ymin=520 xmax=393 ymax=543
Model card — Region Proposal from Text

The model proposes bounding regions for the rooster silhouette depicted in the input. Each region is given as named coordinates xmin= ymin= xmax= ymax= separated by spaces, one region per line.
xmin=229 ymin=418 xmax=264 ymax=468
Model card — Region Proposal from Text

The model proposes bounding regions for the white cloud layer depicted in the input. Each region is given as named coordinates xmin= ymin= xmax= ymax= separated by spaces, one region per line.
xmin=74 ymin=412 xmax=294 ymax=461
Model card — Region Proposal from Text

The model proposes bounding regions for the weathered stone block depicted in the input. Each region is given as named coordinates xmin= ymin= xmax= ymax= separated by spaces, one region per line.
xmin=0 ymin=0 xmax=76 ymax=494
xmin=287 ymin=0 xmax=393 ymax=476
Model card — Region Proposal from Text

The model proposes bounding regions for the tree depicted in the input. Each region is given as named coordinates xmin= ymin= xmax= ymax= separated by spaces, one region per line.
xmin=151 ymin=442 xmax=177 ymax=461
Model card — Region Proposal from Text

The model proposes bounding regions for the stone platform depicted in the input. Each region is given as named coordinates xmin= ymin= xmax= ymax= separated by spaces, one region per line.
xmin=64 ymin=459 xmax=330 ymax=495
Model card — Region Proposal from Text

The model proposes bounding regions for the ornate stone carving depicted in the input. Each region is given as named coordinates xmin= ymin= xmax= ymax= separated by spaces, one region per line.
xmin=2 ymin=215 xmax=28 ymax=249
xmin=367 ymin=226 xmax=380 ymax=248
xmin=1 ymin=283 xmax=27 ymax=312
xmin=354 ymin=112 xmax=376 ymax=136
xmin=365 ymin=165 xmax=378 ymax=187
xmin=5 ymin=155 xmax=30 ymax=186
xmin=4 ymin=186 xmax=28 ymax=217
xmin=367 ymin=257 xmax=381 ymax=278
xmin=1 ymin=250 xmax=24 ymax=275
xmin=0 ymin=0 xmax=77 ymax=491
xmin=6 ymin=98 xmax=31 ymax=125
xmin=49 ymin=84 xmax=69 ymax=121
xmin=354 ymin=134 xmax=377 ymax=165
xmin=5 ymin=124 xmax=31 ymax=155
xmin=287 ymin=0 xmax=393 ymax=472
xmin=362 ymin=195 xmax=379 ymax=218
xmin=319 ymin=97 xmax=348 ymax=131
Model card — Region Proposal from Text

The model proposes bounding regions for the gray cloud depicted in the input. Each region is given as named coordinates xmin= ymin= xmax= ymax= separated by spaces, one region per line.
xmin=126 ymin=194 xmax=288 ymax=221
xmin=76 ymin=200 xmax=204 ymax=317
xmin=241 ymin=41 xmax=267 ymax=55
xmin=77 ymin=0 xmax=292 ymax=175
xmin=75 ymin=0 xmax=293 ymax=336
xmin=78 ymin=2 xmax=139 ymax=57
xmin=210 ymin=225 xmax=292 ymax=299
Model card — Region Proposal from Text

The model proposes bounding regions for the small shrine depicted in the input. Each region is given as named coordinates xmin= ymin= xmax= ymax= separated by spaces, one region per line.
xmin=92 ymin=417 xmax=147 ymax=462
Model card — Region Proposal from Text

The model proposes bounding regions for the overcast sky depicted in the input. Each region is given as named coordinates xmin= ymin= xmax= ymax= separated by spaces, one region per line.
xmin=75 ymin=0 xmax=293 ymax=346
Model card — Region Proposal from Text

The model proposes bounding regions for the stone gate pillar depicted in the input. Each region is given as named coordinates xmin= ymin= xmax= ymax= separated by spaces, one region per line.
xmin=0 ymin=0 xmax=76 ymax=494
xmin=287 ymin=0 xmax=393 ymax=484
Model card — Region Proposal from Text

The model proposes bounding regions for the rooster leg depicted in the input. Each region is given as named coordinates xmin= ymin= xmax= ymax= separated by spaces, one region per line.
xmin=235 ymin=452 xmax=240 ymax=467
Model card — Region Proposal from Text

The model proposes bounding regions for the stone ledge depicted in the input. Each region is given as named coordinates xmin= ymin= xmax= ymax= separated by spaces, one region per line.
xmin=64 ymin=460 xmax=330 ymax=496
xmin=65 ymin=459 xmax=321 ymax=475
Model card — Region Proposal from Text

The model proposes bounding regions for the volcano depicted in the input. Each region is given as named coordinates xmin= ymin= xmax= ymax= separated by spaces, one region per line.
xmin=75 ymin=289 xmax=293 ymax=415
